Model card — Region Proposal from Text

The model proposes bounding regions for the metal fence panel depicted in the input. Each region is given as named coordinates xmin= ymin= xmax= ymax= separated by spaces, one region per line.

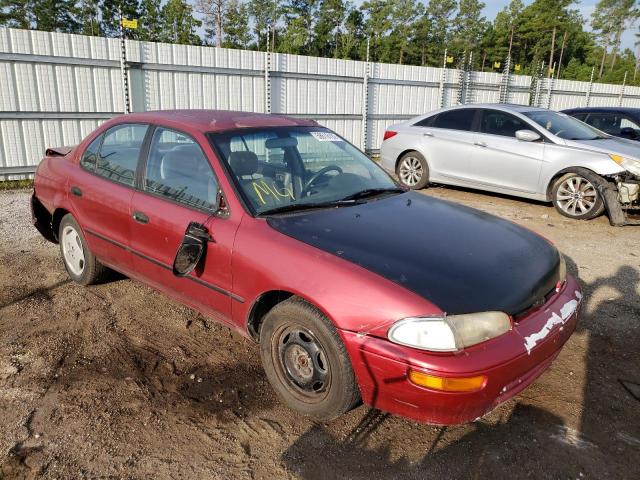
xmin=1 ymin=26 xmax=639 ymax=176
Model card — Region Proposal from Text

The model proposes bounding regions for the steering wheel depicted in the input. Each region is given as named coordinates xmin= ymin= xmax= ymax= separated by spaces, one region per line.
xmin=301 ymin=165 xmax=343 ymax=196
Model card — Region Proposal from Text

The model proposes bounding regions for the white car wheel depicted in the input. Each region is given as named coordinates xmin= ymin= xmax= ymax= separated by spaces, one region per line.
xmin=61 ymin=225 xmax=85 ymax=275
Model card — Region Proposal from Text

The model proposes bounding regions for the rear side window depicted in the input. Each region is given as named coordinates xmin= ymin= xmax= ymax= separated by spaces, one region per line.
xmin=414 ymin=115 xmax=436 ymax=127
xmin=80 ymin=135 xmax=102 ymax=171
xmin=479 ymin=110 xmax=530 ymax=137
xmin=432 ymin=109 xmax=476 ymax=131
xmin=143 ymin=127 xmax=219 ymax=211
xmin=95 ymin=124 xmax=148 ymax=187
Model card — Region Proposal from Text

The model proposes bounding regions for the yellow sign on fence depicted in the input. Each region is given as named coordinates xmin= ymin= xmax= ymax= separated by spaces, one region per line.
xmin=121 ymin=18 xmax=138 ymax=29
xmin=446 ymin=56 xmax=454 ymax=64
xmin=515 ymin=64 xmax=521 ymax=71
xmin=493 ymin=61 xmax=501 ymax=69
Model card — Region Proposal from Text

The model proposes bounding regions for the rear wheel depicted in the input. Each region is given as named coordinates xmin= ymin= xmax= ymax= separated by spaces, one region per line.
xmin=259 ymin=297 xmax=360 ymax=421
xmin=551 ymin=169 xmax=605 ymax=220
xmin=396 ymin=151 xmax=429 ymax=190
xmin=59 ymin=214 xmax=110 ymax=285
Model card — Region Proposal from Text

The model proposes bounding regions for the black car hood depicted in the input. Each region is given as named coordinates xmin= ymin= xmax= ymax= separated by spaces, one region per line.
xmin=267 ymin=192 xmax=561 ymax=315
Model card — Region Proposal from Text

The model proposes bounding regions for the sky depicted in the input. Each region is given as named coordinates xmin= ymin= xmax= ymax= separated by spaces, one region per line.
xmin=483 ymin=0 xmax=637 ymax=51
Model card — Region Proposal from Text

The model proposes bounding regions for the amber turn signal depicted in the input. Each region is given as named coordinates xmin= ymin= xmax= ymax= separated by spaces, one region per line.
xmin=408 ymin=370 xmax=487 ymax=392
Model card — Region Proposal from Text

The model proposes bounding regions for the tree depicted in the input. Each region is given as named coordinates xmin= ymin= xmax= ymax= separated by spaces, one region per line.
xmin=423 ymin=0 xmax=457 ymax=63
xmin=248 ymin=0 xmax=281 ymax=50
xmin=360 ymin=0 xmax=394 ymax=62
xmin=335 ymin=6 xmax=364 ymax=60
xmin=77 ymin=1 xmax=102 ymax=36
xmin=451 ymin=0 xmax=487 ymax=55
xmin=160 ymin=0 xmax=202 ymax=45
xmin=279 ymin=0 xmax=316 ymax=54
xmin=30 ymin=0 xmax=81 ymax=33
xmin=100 ymin=0 xmax=140 ymax=37
xmin=312 ymin=0 xmax=347 ymax=57
xmin=196 ymin=0 xmax=225 ymax=47
xmin=592 ymin=0 xmax=639 ymax=74
xmin=389 ymin=0 xmax=423 ymax=64
xmin=138 ymin=0 xmax=162 ymax=41
xmin=0 ymin=0 xmax=35 ymax=29
xmin=222 ymin=0 xmax=252 ymax=48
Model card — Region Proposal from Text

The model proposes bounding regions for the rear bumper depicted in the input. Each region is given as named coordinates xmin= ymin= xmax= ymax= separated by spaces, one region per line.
xmin=31 ymin=192 xmax=56 ymax=243
xmin=341 ymin=276 xmax=582 ymax=425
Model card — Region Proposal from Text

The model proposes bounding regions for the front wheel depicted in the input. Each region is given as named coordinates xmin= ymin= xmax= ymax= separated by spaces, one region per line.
xmin=259 ymin=297 xmax=360 ymax=421
xmin=396 ymin=151 xmax=429 ymax=190
xmin=551 ymin=169 xmax=606 ymax=220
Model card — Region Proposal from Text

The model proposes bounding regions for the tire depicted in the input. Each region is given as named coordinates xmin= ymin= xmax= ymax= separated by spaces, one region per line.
xmin=396 ymin=151 xmax=429 ymax=190
xmin=551 ymin=168 xmax=606 ymax=220
xmin=259 ymin=297 xmax=361 ymax=421
xmin=58 ymin=214 xmax=110 ymax=285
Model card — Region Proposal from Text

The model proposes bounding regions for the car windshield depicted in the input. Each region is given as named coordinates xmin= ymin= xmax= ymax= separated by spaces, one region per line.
xmin=523 ymin=111 xmax=607 ymax=140
xmin=209 ymin=126 xmax=399 ymax=215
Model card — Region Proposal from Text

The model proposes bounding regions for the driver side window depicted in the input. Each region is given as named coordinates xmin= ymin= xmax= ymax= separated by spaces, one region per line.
xmin=479 ymin=110 xmax=529 ymax=138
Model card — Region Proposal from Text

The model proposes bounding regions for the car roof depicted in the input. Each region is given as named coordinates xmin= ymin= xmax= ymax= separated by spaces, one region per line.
xmin=109 ymin=109 xmax=319 ymax=133
xmin=562 ymin=106 xmax=640 ymax=114
xmin=431 ymin=103 xmax=549 ymax=114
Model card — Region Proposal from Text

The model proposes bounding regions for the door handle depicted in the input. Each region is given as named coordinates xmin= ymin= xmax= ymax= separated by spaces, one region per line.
xmin=474 ymin=141 xmax=487 ymax=147
xmin=70 ymin=186 xmax=82 ymax=197
xmin=132 ymin=211 xmax=149 ymax=224
xmin=423 ymin=132 xmax=434 ymax=137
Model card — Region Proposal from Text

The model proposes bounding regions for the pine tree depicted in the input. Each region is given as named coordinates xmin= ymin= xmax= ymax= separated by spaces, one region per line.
xmin=248 ymin=0 xmax=281 ymax=50
xmin=223 ymin=0 xmax=252 ymax=48
xmin=100 ymin=0 xmax=140 ymax=37
xmin=0 ymin=0 xmax=34 ymax=29
xmin=360 ymin=0 xmax=394 ymax=62
xmin=196 ymin=0 xmax=226 ymax=47
xmin=138 ymin=0 xmax=162 ymax=41
xmin=32 ymin=0 xmax=81 ymax=33
xmin=77 ymin=0 xmax=102 ymax=36
xmin=279 ymin=0 xmax=316 ymax=54
xmin=335 ymin=7 xmax=364 ymax=60
xmin=312 ymin=0 xmax=347 ymax=57
xmin=451 ymin=0 xmax=487 ymax=55
xmin=160 ymin=0 xmax=202 ymax=45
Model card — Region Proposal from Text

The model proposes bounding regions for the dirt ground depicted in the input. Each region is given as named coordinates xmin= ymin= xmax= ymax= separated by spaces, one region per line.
xmin=0 ymin=186 xmax=639 ymax=479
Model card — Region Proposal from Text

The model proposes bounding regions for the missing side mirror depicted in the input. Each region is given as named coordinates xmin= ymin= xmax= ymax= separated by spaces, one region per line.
xmin=172 ymin=222 xmax=212 ymax=277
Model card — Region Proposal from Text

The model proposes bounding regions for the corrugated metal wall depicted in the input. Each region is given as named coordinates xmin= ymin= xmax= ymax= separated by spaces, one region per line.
xmin=2 ymin=27 xmax=640 ymax=176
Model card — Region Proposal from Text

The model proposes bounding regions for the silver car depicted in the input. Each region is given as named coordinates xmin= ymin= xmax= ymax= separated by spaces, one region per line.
xmin=380 ymin=104 xmax=640 ymax=221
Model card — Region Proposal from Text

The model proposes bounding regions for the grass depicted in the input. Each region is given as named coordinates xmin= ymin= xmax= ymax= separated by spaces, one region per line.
xmin=0 ymin=179 xmax=34 ymax=190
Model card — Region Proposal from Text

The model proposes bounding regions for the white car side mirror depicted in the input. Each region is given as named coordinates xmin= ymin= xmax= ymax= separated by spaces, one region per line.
xmin=515 ymin=130 xmax=541 ymax=142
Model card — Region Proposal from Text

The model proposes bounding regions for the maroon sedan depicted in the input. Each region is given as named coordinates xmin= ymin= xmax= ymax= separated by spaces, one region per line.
xmin=31 ymin=110 xmax=582 ymax=424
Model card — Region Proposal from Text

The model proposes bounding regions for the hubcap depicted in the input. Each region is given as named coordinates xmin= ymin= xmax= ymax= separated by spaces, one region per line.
xmin=556 ymin=176 xmax=597 ymax=216
xmin=277 ymin=327 xmax=329 ymax=397
xmin=61 ymin=225 xmax=85 ymax=275
xmin=399 ymin=156 xmax=423 ymax=186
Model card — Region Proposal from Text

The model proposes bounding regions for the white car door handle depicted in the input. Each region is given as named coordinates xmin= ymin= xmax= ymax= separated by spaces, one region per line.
xmin=423 ymin=131 xmax=433 ymax=137
xmin=474 ymin=141 xmax=487 ymax=147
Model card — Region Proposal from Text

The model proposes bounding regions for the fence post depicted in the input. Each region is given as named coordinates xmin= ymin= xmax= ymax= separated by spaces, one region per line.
xmin=618 ymin=70 xmax=627 ymax=107
xmin=533 ymin=61 xmax=545 ymax=107
xmin=545 ymin=62 xmax=555 ymax=109
xmin=585 ymin=66 xmax=594 ymax=107
xmin=118 ymin=9 xmax=130 ymax=114
xmin=499 ymin=54 xmax=511 ymax=103
xmin=464 ymin=51 xmax=473 ymax=104
xmin=438 ymin=49 xmax=447 ymax=108
xmin=456 ymin=51 xmax=466 ymax=105
xmin=360 ymin=38 xmax=370 ymax=152
xmin=264 ymin=26 xmax=271 ymax=114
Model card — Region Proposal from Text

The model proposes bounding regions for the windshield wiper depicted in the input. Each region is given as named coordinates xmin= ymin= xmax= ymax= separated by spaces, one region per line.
xmin=258 ymin=200 xmax=362 ymax=216
xmin=340 ymin=187 xmax=406 ymax=201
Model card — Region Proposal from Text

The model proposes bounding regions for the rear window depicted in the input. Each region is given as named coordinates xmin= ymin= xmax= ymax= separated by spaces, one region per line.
xmin=431 ymin=109 xmax=476 ymax=131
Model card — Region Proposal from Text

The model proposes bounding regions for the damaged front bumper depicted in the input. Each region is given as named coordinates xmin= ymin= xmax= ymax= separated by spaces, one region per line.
xmin=601 ymin=174 xmax=640 ymax=226
xmin=340 ymin=276 xmax=582 ymax=426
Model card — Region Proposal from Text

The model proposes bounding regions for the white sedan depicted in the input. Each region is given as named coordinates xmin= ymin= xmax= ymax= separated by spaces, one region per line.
xmin=380 ymin=104 xmax=640 ymax=221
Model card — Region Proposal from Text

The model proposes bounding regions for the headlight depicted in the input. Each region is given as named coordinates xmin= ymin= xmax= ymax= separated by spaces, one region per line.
xmin=388 ymin=312 xmax=512 ymax=352
xmin=609 ymin=154 xmax=640 ymax=176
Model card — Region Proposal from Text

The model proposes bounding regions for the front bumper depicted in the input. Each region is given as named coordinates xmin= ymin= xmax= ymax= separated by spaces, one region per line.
xmin=341 ymin=275 xmax=582 ymax=425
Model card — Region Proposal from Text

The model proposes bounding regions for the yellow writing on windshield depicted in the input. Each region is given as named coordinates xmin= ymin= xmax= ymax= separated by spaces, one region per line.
xmin=252 ymin=180 xmax=294 ymax=205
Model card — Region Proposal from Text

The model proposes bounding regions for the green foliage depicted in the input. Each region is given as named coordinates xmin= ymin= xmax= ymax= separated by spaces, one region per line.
xmin=0 ymin=0 xmax=639 ymax=85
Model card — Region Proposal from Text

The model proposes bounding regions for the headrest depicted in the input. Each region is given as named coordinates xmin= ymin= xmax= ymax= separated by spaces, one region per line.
xmin=229 ymin=151 xmax=258 ymax=177
xmin=161 ymin=145 xmax=205 ymax=178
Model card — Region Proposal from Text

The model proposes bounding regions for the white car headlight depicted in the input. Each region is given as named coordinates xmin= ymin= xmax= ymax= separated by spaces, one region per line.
xmin=388 ymin=312 xmax=512 ymax=352
xmin=610 ymin=154 xmax=640 ymax=176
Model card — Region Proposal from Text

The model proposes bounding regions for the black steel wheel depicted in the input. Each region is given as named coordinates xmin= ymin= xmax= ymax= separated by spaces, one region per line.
xmin=259 ymin=297 xmax=360 ymax=420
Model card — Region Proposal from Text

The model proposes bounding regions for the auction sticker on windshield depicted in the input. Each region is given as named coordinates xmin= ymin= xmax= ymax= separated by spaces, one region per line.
xmin=310 ymin=131 xmax=343 ymax=142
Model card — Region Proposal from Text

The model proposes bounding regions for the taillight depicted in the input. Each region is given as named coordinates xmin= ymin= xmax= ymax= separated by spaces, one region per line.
xmin=383 ymin=130 xmax=398 ymax=141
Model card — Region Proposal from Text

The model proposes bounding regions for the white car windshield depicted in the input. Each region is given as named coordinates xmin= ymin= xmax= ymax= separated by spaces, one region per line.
xmin=523 ymin=111 xmax=607 ymax=141
xmin=209 ymin=127 xmax=400 ymax=215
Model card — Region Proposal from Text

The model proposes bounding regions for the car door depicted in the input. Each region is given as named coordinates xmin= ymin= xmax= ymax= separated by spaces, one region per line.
xmin=69 ymin=123 xmax=150 ymax=272
xmin=469 ymin=109 xmax=544 ymax=194
xmin=414 ymin=108 xmax=481 ymax=183
xmin=129 ymin=126 xmax=239 ymax=325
